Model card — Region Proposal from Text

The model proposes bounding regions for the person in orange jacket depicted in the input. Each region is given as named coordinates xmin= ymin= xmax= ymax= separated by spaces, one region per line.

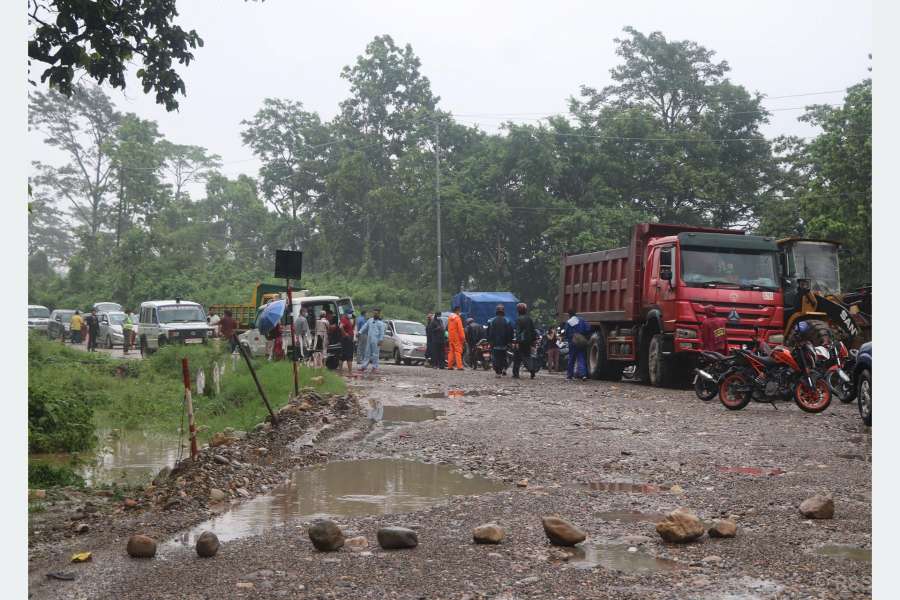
xmin=447 ymin=305 xmax=466 ymax=371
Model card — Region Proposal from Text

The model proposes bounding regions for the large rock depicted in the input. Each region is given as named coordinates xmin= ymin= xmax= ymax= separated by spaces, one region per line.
xmin=209 ymin=488 xmax=226 ymax=503
xmin=377 ymin=526 xmax=418 ymax=550
xmin=345 ymin=536 xmax=369 ymax=552
xmin=473 ymin=523 xmax=505 ymax=544
xmin=541 ymin=516 xmax=586 ymax=546
xmin=656 ymin=509 xmax=705 ymax=543
xmin=196 ymin=531 xmax=220 ymax=557
xmin=799 ymin=495 xmax=834 ymax=519
xmin=126 ymin=534 xmax=157 ymax=558
xmin=708 ymin=519 xmax=737 ymax=538
xmin=210 ymin=432 xmax=236 ymax=448
xmin=308 ymin=520 xmax=345 ymax=551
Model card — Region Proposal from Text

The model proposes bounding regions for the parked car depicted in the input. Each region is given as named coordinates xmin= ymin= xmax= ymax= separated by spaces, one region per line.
xmin=854 ymin=342 xmax=871 ymax=426
xmin=380 ymin=319 xmax=427 ymax=365
xmin=28 ymin=305 xmax=51 ymax=331
xmin=138 ymin=299 xmax=209 ymax=355
xmin=238 ymin=295 xmax=355 ymax=367
xmin=47 ymin=309 xmax=76 ymax=340
xmin=93 ymin=301 xmax=123 ymax=313
xmin=98 ymin=311 xmax=128 ymax=348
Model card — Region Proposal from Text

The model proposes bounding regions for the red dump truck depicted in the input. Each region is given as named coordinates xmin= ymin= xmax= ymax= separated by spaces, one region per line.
xmin=558 ymin=223 xmax=784 ymax=387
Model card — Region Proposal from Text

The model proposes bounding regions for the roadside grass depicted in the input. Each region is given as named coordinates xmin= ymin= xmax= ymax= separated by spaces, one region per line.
xmin=28 ymin=334 xmax=347 ymax=455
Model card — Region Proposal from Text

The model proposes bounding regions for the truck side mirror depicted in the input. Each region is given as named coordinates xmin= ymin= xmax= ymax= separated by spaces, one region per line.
xmin=660 ymin=269 xmax=673 ymax=281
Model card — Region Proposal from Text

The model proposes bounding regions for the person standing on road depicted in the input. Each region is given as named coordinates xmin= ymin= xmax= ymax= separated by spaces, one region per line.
xmin=358 ymin=307 xmax=386 ymax=374
xmin=465 ymin=318 xmax=482 ymax=369
xmin=424 ymin=313 xmax=434 ymax=366
xmin=486 ymin=304 xmax=513 ymax=378
xmin=339 ymin=309 xmax=355 ymax=375
xmin=564 ymin=309 xmax=590 ymax=381
xmin=296 ymin=306 xmax=311 ymax=362
xmin=512 ymin=303 xmax=537 ymax=379
xmin=428 ymin=311 xmax=446 ymax=369
xmin=356 ymin=310 xmax=369 ymax=367
xmin=122 ymin=311 xmax=134 ymax=355
xmin=700 ymin=305 xmax=729 ymax=355
xmin=220 ymin=310 xmax=238 ymax=353
xmin=208 ymin=310 xmax=221 ymax=338
xmin=543 ymin=327 xmax=560 ymax=372
xmin=314 ymin=310 xmax=329 ymax=369
xmin=85 ymin=309 xmax=100 ymax=352
xmin=447 ymin=306 xmax=465 ymax=371
xmin=70 ymin=310 xmax=83 ymax=344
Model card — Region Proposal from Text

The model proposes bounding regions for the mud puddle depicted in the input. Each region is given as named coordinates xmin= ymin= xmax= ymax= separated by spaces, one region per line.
xmin=167 ymin=459 xmax=506 ymax=548
xmin=30 ymin=428 xmax=181 ymax=486
xmin=595 ymin=510 xmax=666 ymax=523
xmin=558 ymin=542 xmax=684 ymax=572
xmin=419 ymin=389 xmax=507 ymax=399
xmin=814 ymin=544 xmax=871 ymax=561
xmin=367 ymin=404 xmax=446 ymax=423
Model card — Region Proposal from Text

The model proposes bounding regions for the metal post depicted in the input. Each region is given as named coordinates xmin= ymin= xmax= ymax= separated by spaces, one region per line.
xmin=286 ymin=279 xmax=300 ymax=398
xmin=435 ymin=119 xmax=442 ymax=311
xmin=181 ymin=358 xmax=198 ymax=460
xmin=233 ymin=333 xmax=278 ymax=425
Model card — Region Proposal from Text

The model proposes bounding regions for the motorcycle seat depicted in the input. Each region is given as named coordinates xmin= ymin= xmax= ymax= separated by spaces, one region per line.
xmin=700 ymin=351 xmax=729 ymax=361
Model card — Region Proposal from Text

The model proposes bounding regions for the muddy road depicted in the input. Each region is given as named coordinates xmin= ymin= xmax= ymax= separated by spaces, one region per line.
xmin=29 ymin=365 xmax=871 ymax=599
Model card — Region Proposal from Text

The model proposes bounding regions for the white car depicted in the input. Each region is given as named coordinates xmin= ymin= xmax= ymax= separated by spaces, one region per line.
xmin=138 ymin=299 xmax=210 ymax=355
xmin=98 ymin=311 xmax=128 ymax=348
xmin=28 ymin=305 xmax=51 ymax=331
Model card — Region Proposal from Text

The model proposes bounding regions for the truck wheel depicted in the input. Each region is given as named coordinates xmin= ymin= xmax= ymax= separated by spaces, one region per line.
xmin=787 ymin=318 xmax=833 ymax=346
xmin=648 ymin=334 xmax=673 ymax=387
xmin=589 ymin=331 xmax=624 ymax=381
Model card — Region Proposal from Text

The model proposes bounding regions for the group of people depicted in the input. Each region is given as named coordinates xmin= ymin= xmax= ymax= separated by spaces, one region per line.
xmin=67 ymin=308 xmax=137 ymax=354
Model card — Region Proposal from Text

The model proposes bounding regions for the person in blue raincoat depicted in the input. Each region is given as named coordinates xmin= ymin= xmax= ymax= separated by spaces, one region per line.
xmin=564 ymin=308 xmax=591 ymax=381
xmin=358 ymin=307 xmax=387 ymax=373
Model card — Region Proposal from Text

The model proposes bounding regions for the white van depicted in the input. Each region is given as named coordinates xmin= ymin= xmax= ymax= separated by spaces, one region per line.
xmin=138 ymin=299 xmax=209 ymax=355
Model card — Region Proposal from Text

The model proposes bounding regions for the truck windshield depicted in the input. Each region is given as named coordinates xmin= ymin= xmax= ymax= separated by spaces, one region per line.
xmin=29 ymin=307 xmax=50 ymax=318
xmin=107 ymin=312 xmax=126 ymax=325
xmin=158 ymin=305 xmax=206 ymax=323
xmin=791 ymin=242 xmax=840 ymax=295
xmin=395 ymin=322 xmax=426 ymax=336
xmin=681 ymin=248 xmax=778 ymax=290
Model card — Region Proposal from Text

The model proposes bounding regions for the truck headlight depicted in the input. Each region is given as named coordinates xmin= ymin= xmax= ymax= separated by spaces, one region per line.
xmin=676 ymin=328 xmax=698 ymax=339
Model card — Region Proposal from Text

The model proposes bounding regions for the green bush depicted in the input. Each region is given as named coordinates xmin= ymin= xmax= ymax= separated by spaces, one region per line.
xmin=28 ymin=462 xmax=85 ymax=488
xmin=146 ymin=342 xmax=228 ymax=378
xmin=28 ymin=380 xmax=97 ymax=453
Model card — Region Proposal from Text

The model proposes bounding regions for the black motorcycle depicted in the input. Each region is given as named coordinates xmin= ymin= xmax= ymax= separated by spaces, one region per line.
xmin=693 ymin=351 xmax=736 ymax=401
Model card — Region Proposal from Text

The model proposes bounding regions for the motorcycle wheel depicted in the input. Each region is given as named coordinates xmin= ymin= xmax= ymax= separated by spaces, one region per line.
xmin=719 ymin=373 xmax=752 ymax=411
xmin=794 ymin=377 xmax=832 ymax=413
xmin=694 ymin=372 xmax=718 ymax=401
xmin=826 ymin=368 xmax=855 ymax=404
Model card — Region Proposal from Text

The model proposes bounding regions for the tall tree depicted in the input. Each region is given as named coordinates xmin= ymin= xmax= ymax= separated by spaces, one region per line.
xmin=158 ymin=142 xmax=222 ymax=203
xmin=29 ymin=84 xmax=121 ymax=244
xmin=28 ymin=0 xmax=202 ymax=111
xmin=241 ymin=99 xmax=330 ymax=250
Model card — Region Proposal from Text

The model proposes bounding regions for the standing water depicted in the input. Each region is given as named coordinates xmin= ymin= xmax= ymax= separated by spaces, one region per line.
xmin=168 ymin=458 xmax=507 ymax=548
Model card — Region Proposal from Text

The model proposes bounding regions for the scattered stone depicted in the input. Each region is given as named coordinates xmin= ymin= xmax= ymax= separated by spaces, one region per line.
xmin=670 ymin=484 xmax=685 ymax=495
xmin=308 ymin=519 xmax=345 ymax=551
xmin=164 ymin=498 xmax=181 ymax=510
xmin=346 ymin=536 xmax=369 ymax=552
xmin=701 ymin=555 xmax=723 ymax=564
xmin=73 ymin=523 xmax=89 ymax=534
xmin=210 ymin=432 xmax=236 ymax=447
xmin=311 ymin=376 xmax=325 ymax=386
xmin=627 ymin=546 xmax=638 ymax=553
xmin=126 ymin=534 xmax=157 ymax=558
xmin=541 ymin=516 xmax=586 ymax=546
xmin=473 ymin=523 xmax=505 ymax=544
xmin=235 ymin=488 xmax=251 ymax=498
xmin=377 ymin=526 xmax=418 ymax=550
xmin=209 ymin=488 xmax=227 ymax=503
xmin=656 ymin=508 xmax=705 ymax=543
xmin=799 ymin=495 xmax=834 ymax=519
xmin=123 ymin=498 xmax=138 ymax=510
xmin=617 ymin=534 xmax=653 ymax=545
xmin=213 ymin=455 xmax=231 ymax=466
xmin=236 ymin=582 xmax=254 ymax=589
xmin=29 ymin=489 xmax=46 ymax=501
xmin=517 ymin=576 xmax=540 ymax=586
xmin=196 ymin=531 xmax=220 ymax=558
xmin=516 ymin=479 xmax=529 ymax=488
xmin=708 ymin=520 xmax=737 ymax=538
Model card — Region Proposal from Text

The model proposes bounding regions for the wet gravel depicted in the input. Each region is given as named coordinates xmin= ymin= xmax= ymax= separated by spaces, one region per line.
xmin=28 ymin=365 xmax=871 ymax=599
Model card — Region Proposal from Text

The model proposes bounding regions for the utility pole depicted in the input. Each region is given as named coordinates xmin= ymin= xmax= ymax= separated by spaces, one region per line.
xmin=435 ymin=119 xmax=442 ymax=311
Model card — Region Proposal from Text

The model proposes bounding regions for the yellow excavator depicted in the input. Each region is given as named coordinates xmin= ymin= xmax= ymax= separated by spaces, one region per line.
xmin=777 ymin=238 xmax=871 ymax=348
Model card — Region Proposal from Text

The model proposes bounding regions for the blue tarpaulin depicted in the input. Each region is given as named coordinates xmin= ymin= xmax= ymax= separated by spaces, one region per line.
xmin=450 ymin=291 xmax=519 ymax=326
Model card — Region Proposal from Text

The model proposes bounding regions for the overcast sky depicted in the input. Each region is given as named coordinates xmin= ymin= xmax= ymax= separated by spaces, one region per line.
xmin=29 ymin=0 xmax=873 ymax=193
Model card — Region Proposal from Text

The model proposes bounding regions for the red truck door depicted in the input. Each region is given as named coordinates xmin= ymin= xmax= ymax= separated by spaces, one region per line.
xmin=647 ymin=245 xmax=677 ymax=322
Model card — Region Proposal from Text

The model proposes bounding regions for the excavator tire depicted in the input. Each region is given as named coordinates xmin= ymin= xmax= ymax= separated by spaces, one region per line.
xmin=787 ymin=318 xmax=834 ymax=347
